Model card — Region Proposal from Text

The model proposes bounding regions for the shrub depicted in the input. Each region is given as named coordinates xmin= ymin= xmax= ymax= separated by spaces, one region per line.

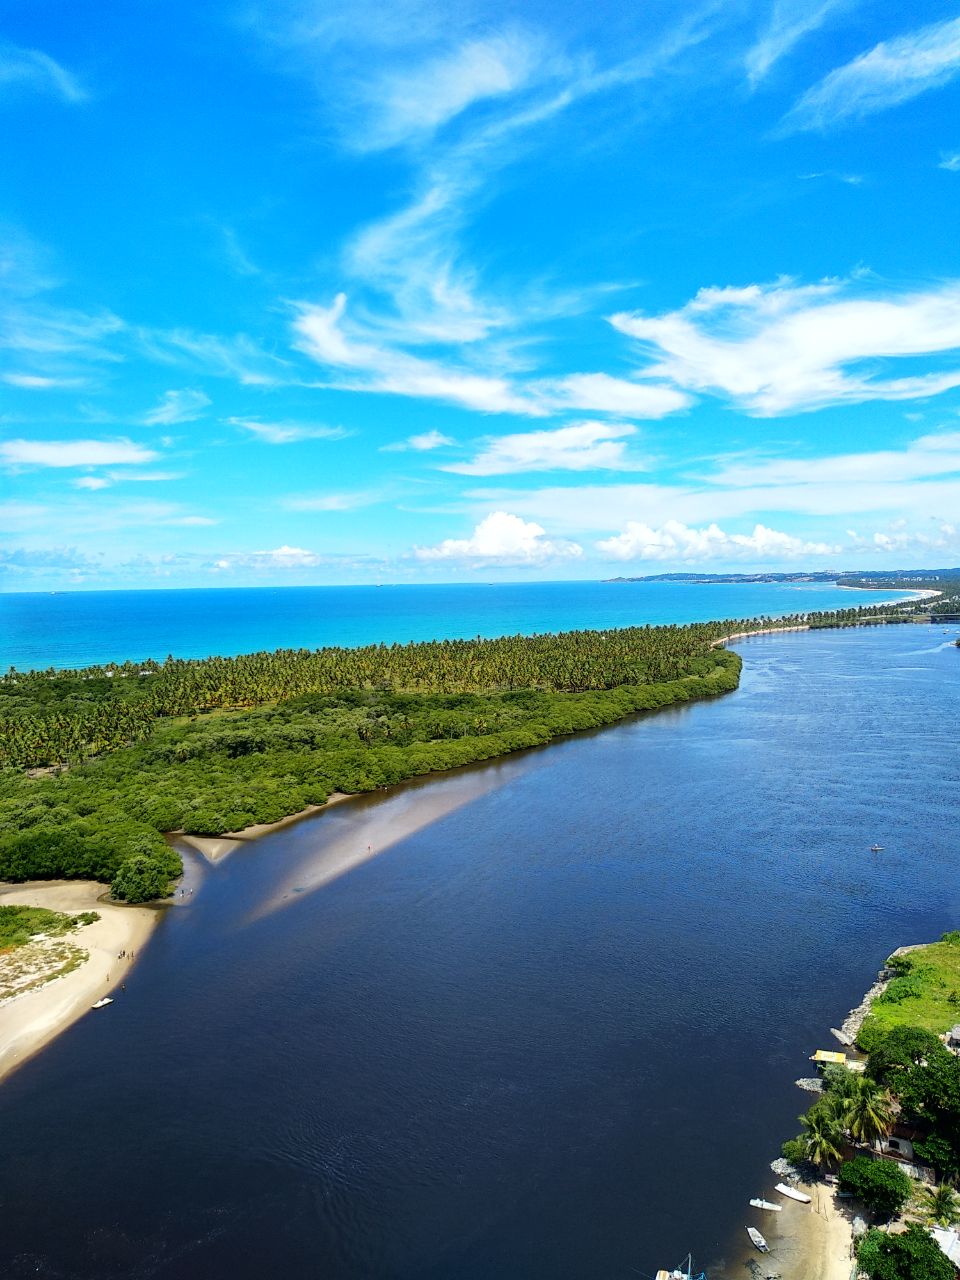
xmin=111 ymin=855 xmax=171 ymax=903
xmin=780 ymin=1137 xmax=807 ymax=1165
xmin=856 ymin=1224 xmax=955 ymax=1280
xmin=838 ymin=1156 xmax=912 ymax=1220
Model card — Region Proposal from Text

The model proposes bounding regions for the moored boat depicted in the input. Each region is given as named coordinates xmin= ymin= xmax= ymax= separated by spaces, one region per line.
xmin=655 ymin=1252 xmax=707 ymax=1280
xmin=91 ymin=997 xmax=113 ymax=1009
xmin=746 ymin=1226 xmax=769 ymax=1252
xmin=775 ymin=1182 xmax=812 ymax=1203
xmin=749 ymin=1198 xmax=782 ymax=1211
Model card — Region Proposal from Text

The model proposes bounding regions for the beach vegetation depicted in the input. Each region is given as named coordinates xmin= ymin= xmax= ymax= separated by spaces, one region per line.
xmin=856 ymin=1223 xmax=954 ymax=1280
xmin=859 ymin=940 xmax=960 ymax=1041
xmin=799 ymin=1103 xmax=845 ymax=1167
xmin=838 ymin=1155 xmax=911 ymax=1220
xmin=0 ymin=904 xmax=99 ymax=951
xmin=923 ymin=1180 xmax=960 ymax=1227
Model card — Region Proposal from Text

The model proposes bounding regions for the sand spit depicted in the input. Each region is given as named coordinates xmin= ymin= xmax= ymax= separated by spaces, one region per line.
xmin=173 ymin=795 xmax=351 ymax=863
xmin=0 ymin=881 xmax=157 ymax=1085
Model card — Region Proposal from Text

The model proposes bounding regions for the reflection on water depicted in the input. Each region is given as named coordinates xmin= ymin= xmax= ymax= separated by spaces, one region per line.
xmin=0 ymin=626 xmax=958 ymax=1280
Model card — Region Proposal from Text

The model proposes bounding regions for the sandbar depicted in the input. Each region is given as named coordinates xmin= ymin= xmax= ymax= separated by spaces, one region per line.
xmin=0 ymin=880 xmax=158 ymax=1085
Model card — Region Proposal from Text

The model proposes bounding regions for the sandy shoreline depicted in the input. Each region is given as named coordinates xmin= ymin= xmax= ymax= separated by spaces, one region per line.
xmin=0 ymin=880 xmax=158 ymax=1085
xmin=172 ymin=793 xmax=351 ymax=862
xmin=762 ymin=1179 xmax=856 ymax=1280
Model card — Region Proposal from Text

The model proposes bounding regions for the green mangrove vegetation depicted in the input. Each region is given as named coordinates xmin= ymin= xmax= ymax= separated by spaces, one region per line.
xmin=0 ymin=596 xmax=944 ymax=902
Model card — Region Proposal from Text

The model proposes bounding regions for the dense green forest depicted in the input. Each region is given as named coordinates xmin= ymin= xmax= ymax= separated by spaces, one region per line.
xmin=0 ymin=595 xmax=947 ymax=901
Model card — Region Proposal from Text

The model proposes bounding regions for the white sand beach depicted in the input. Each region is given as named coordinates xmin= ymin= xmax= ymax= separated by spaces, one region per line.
xmin=0 ymin=880 xmax=158 ymax=1085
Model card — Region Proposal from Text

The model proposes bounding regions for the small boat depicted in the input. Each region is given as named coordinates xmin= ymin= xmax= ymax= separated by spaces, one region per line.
xmin=870 ymin=844 xmax=884 ymax=852
xmin=91 ymin=997 xmax=113 ymax=1009
xmin=655 ymin=1253 xmax=707 ymax=1280
xmin=747 ymin=1227 xmax=769 ymax=1253
xmin=750 ymin=1198 xmax=782 ymax=1211
xmin=776 ymin=1182 xmax=811 ymax=1203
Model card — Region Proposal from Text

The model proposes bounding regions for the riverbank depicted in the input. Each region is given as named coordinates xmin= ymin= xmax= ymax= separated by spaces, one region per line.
xmin=0 ymin=881 xmax=158 ymax=1085
xmin=173 ymin=796 xmax=349 ymax=862
xmin=765 ymin=1179 xmax=856 ymax=1280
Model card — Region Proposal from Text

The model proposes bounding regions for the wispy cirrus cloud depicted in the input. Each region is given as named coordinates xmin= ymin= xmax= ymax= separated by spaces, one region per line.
xmin=939 ymin=151 xmax=960 ymax=172
xmin=139 ymin=327 xmax=291 ymax=386
xmin=227 ymin=416 xmax=349 ymax=444
xmin=443 ymin=421 xmax=646 ymax=476
xmin=781 ymin=14 xmax=960 ymax=132
xmin=294 ymin=293 xmax=688 ymax=418
xmin=610 ymin=276 xmax=960 ymax=416
xmin=0 ymin=438 xmax=159 ymax=468
xmin=746 ymin=0 xmax=852 ymax=87
xmin=351 ymin=27 xmax=551 ymax=152
xmin=596 ymin=518 xmax=839 ymax=561
xmin=0 ymin=41 xmax=87 ymax=104
xmin=282 ymin=489 xmax=385 ymax=512
xmin=143 ymin=388 xmax=211 ymax=425
xmin=414 ymin=511 xmax=582 ymax=564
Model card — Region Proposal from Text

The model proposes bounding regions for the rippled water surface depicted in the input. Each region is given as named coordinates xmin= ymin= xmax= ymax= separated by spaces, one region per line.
xmin=1 ymin=625 xmax=958 ymax=1279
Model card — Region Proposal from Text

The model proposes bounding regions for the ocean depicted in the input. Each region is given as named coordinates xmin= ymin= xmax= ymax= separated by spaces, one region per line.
xmin=0 ymin=579 xmax=913 ymax=671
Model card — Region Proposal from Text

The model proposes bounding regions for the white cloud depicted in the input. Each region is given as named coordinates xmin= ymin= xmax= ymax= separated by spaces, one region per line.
xmin=782 ymin=15 xmax=960 ymax=131
xmin=294 ymin=293 xmax=690 ymax=419
xmin=940 ymin=151 xmax=960 ymax=171
xmin=228 ymin=417 xmax=348 ymax=444
xmin=746 ymin=0 xmax=850 ymax=87
xmin=2 ymin=372 xmax=79 ymax=388
xmin=707 ymin=431 xmax=960 ymax=487
xmin=0 ymin=41 xmax=87 ymax=103
xmin=444 ymin=421 xmax=645 ymax=476
xmin=538 ymin=372 xmax=690 ymax=417
xmin=610 ymin=276 xmax=960 ymax=415
xmin=382 ymin=429 xmax=455 ymax=451
xmin=283 ymin=490 xmax=383 ymax=512
xmin=73 ymin=476 xmax=111 ymax=491
xmin=596 ymin=519 xmax=839 ymax=562
xmin=356 ymin=28 xmax=546 ymax=151
xmin=415 ymin=510 xmax=582 ymax=563
xmin=212 ymin=545 xmax=329 ymax=571
xmin=292 ymin=293 xmax=533 ymax=414
xmin=0 ymin=438 xmax=159 ymax=468
xmin=140 ymin=329 xmax=291 ymax=386
xmin=143 ymin=388 xmax=211 ymax=426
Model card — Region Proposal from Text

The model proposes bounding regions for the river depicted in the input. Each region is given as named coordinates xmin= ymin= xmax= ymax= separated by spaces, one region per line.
xmin=1 ymin=623 xmax=958 ymax=1278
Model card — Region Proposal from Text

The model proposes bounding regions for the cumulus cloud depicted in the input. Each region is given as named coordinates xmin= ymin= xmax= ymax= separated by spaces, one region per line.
xmin=228 ymin=417 xmax=348 ymax=444
xmin=0 ymin=41 xmax=87 ymax=103
xmin=782 ymin=15 xmax=960 ymax=132
xmin=143 ymin=388 xmax=211 ymax=426
xmin=0 ymin=438 xmax=159 ymax=468
xmin=414 ymin=511 xmax=582 ymax=563
xmin=444 ymin=421 xmax=645 ymax=476
xmin=610 ymin=277 xmax=960 ymax=415
xmin=381 ymin=429 xmax=455 ymax=451
xmin=596 ymin=519 xmax=839 ymax=562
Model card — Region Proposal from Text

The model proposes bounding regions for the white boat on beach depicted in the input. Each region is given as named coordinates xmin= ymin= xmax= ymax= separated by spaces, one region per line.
xmin=775 ymin=1182 xmax=811 ymax=1203
xmin=749 ymin=1198 xmax=782 ymax=1211
xmin=91 ymin=997 xmax=113 ymax=1009
xmin=746 ymin=1227 xmax=769 ymax=1253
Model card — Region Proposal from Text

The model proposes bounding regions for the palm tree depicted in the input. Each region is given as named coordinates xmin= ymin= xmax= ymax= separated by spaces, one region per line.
xmin=800 ymin=1108 xmax=845 ymax=1168
xmin=844 ymin=1076 xmax=895 ymax=1148
xmin=925 ymin=1181 xmax=960 ymax=1227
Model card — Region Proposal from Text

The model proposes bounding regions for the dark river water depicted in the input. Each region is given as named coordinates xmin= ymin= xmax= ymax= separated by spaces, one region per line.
xmin=1 ymin=625 xmax=958 ymax=1279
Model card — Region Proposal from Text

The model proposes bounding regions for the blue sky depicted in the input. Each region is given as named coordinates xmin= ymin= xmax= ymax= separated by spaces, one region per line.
xmin=2 ymin=0 xmax=960 ymax=589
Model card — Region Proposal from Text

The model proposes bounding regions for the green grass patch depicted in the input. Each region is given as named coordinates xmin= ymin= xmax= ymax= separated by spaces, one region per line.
xmin=0 ymin=904 xmax=99 ymax=951
xmin=863 ymin=936 xmax=960 ymax=1040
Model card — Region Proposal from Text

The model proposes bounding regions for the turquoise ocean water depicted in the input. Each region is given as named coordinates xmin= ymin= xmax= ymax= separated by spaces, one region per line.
xmin=0 ymin=580 xmax=914 ymax=671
